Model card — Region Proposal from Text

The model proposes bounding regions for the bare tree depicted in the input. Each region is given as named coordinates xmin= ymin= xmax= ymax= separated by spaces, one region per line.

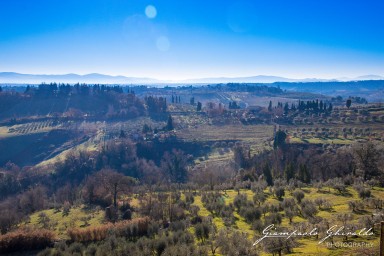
xmin=96 ymin=169 xmax=136 ymax=208
xmin=353 ymin=142 xmax=381 ymax=182
xmin=161 ymin=149 xmax=190 ymax=183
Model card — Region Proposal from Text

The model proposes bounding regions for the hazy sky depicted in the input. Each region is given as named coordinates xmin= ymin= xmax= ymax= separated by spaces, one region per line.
xmin=1 ymin=0 xmax=384 ymax=80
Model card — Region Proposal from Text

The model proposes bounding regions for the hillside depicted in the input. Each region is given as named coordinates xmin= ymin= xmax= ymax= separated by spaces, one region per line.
xmin=0 ymin=83 xmax=383 ymax=255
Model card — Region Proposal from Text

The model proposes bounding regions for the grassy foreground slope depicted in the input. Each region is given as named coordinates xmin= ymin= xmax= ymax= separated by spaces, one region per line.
xmin=191 ymin=186 xmax=382 ymax=255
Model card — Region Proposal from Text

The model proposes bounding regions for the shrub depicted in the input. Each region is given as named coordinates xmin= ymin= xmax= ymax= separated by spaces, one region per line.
xmin=185 ymin=192 xmax=194 ymax=204
xmin=264 ymin=212 xmax=282 ymax=226
xmin=0 ymin=201 xmax=23 ymax=234
xmin=67 ymin=217 xmax=149 ymax=242
xmin=292 ymin=190 xmax=305 ymax=203
xmin=253 ymin=191 xmax=266 ymax=206
xmin=274 ymin=187 xmax=285 ymax=201
xmin=68 ymin=242 xmax=85 ymax=254
xmin=239 ymin=206 xmax=261 ymax=223
xmin=300 ymin=200 xmax=318 ymax=219
xmin=262 ymin=236 xmax=298 ymax=255
xmin=282 ymin=198 xmax=296 ymax=209
xmin=217 ymin=229 xmax=258 ymax=256
xmin=348 ymin=200 xmax=365 ymax=213
xmin=0 ymin=228 xmax=56 ymax=254
xmin=252 ymin=219 xmax=264 ymax=234
xmin=329 ymin=178 xmax=347 ymax=194
xmin=194 ymin=222 xmax=210 ymax=243
xmin=85 ymin=243 xmax=98 ymax=256
xmin=233 ymin=193 xmax=247 ymax=211
xmin=170 ymin=220 xmax=186 ymax=232
xmin=285 ymin=208 xmax=296 ymax=223
xmin=359 ymin=188 xmax=371 ymax=199
xmin=354 ymin=185 xmax=372 ymax=199
xmin=314 ymin=198 xmax=326 ymax=210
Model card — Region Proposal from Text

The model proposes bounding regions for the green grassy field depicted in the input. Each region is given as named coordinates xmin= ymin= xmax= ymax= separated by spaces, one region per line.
xmin=22 ymin=205 xmax=105 ymax=239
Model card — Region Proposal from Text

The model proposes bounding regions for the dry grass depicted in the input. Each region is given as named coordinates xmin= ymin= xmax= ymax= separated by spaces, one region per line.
xmin=0 ymin=228 xmax=56 ymax=254
xmin=67 ymin=217 xmax=149 ymax=242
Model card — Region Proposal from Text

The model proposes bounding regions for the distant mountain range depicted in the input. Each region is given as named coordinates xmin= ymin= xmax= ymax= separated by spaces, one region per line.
xmin=0 ymin=72 xmax=383 ymax=85
xmin=0 ymin=72 xmax=160 ymax=84
xmin=181 ymin=75 xmax=335 ymax=84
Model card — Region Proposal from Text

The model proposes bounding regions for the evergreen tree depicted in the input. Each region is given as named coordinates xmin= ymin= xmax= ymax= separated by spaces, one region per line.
xmin=268 ymin=100 xmax=272 ymax=111
xmin=197 ymin=102 xmax=202 ymax=111
xmin=274 ymin=130 xmax=287 ymax=149
xmin=298 ymin=164 xmax=311 ymax=183
xmin=166 ymin=115 xmax=174 ymax=131
xmin=163 ymin=98 xmax=167 ymax=110
xmin=142 ymin=124 xmax=152 ymax=133
xmin=346 ymin=99 xmax=352 ymax=109
xmin=263 ymin=163 xmax=273 ymax=186
xmin=284 ymin=163 xmax=295 ymax=182
xmin=119 ymin=130 xmax=126 ymax=138
xmin=284 ymin=102 xmax=289 ymax=114
xmin=229 ymin=101 xmax=239 ymax=109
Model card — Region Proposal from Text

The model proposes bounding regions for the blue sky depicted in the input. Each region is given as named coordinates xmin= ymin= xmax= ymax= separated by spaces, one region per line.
xmin=1 ymin=0 xmax=383 ymax=80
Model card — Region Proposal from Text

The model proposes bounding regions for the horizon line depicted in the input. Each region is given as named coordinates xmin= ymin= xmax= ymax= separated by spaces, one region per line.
xmin=1 ymin=71 xmax=384 ymax=83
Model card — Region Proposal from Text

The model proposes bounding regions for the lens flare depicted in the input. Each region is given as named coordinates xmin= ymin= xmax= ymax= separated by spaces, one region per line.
xmin=145 ymin=5 xmax=157 ymax=19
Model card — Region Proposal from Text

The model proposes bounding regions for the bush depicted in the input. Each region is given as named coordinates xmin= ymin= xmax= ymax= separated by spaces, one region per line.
xmin=329 ymin=178 xmax=347 ymax=194
xmin=282 ymin=198 xmax=296 ymax=209
xmin=0 ymin=201 xmax=23 ymax=234
xmin=354 ymin=185 xmax=372 ymax=199
xmin=262 ymin=236 xmax=298 ymax=255
xmin=68 ymin=242 xmax=85 ymax=254
xmin=217 ymin=229 xmax=258 ymax=256
xmin=253 ymin=191 xmax=266 ymax=206
xmin=0 ymin=228 xmax=56 ymax=254
xmin=162 ymin=244 xmax=207 ymax=256
xmin=67 ymin=217 xmax=149 ymax=242
xmin=234 ymin=193 xmax=247 ymax=211
xmin=292 ymin=190 xmax=305 ymax=203
xmin=300 ymin=200 xmax=318 ymax=218
xmin=185 ymin=192 xmax=194 ymax=204
xmin=274 ymin=187 xmax=285 ymax=201
xmin=194 ymin=222 xmax=210 ymax=243
xmin=85 ymin=243 xmax=98 ymax=256
xmin=240 ymin=206 xmax=261 ymax=223
xmin=348 ymin=200 xmax=365 ymax=213
xmin=264 ymin=213 xmax=282 ymax=226
xmin=170 ymin=220 xmax=186 ymax=232
xmin=359 ymin=188 xmax=371 ymax=199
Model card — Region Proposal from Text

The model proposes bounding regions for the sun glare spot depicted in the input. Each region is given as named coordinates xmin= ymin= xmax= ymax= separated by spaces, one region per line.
xmin=145 ymin=5 xmax=157 ymax=19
